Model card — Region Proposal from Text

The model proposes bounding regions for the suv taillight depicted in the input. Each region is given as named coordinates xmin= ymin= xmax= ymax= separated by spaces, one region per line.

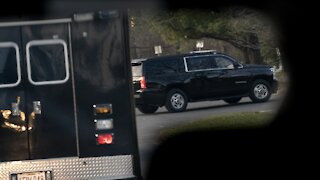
xmin=140 ymin=76 xmax=146 ymax=89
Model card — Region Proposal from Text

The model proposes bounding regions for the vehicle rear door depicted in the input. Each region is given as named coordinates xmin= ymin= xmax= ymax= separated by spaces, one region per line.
xmin=0 ymin=26 xmax=28 ymax=161
xmin=0 ymin=20 xmax=77 ymax=161
xmin=22 ymin=21 xmax=77 ymax=159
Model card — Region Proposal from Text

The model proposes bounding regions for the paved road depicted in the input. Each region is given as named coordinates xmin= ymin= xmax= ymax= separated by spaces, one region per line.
xmin=135 ymin=94 xmax=285 ymax=177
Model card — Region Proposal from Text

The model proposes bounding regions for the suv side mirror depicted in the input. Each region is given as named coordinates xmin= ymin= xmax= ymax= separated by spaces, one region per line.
xmin=233 ymin=63 xmax=242 ymax=69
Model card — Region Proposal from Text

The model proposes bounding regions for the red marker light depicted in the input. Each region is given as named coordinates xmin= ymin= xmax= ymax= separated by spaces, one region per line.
xmin=96 ymin=133 xmax=113 ymax=145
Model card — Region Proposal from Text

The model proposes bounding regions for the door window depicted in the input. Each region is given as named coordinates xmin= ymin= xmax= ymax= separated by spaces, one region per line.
xmin=184 ymin=55 xmax=216 ymax=72
xmin=26 ymin=39 xmax=69 ymax=85
xmin=0 ymin=42 xmax=21 ymax=88
xmin=214 ymin=56 xmax=235 ymax=69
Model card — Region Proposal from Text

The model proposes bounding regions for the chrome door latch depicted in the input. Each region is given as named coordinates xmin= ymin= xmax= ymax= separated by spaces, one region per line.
xmin=11 ymin=96 xmax=21 ymax=116
xmin=33 ymin=101 xmax=41 ymax=114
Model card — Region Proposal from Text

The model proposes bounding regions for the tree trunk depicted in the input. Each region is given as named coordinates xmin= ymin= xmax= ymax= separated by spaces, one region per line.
xmin=248 ymin=33 xmax=263 ymax=64
xmin=242 ymin=47 xmax=250 ymax=64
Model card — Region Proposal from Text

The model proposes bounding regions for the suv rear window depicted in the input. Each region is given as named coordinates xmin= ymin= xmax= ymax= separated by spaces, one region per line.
xmin=132 ymin=63 xmax=143 ymax=77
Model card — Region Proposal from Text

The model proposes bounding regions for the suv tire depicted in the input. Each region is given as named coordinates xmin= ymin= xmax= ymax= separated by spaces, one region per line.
xmin=137 ymin=105 xmax=158 ymax=114
xmin=223 ymin=97 xmax=242 ymax=104
xmin=165 ymin=89 xmax=188 ymax=113
xmin=249 ymin=79 xmax=271 ymax=103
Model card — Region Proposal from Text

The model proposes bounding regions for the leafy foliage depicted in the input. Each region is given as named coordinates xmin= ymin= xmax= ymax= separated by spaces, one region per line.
xmin=130 ymin=7 xmax=280 ymax=66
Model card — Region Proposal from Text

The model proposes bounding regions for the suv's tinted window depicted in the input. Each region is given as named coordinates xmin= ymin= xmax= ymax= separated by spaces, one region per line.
xmin=214 ymin=56 xmax=234 ymax=69
xmin=185 ymin=55 xmax=216 ymax=72
xmin=145 ymin=59 xmax=181 ymax=76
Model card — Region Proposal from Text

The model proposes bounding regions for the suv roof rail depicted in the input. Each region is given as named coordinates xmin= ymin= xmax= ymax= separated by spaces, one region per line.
xmin=189 ymin=50 xmax=217 ymax=54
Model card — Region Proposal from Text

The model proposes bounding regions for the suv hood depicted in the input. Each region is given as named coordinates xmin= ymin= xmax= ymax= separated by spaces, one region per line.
xmin=243 ymin=64 xmax=271 ymax=69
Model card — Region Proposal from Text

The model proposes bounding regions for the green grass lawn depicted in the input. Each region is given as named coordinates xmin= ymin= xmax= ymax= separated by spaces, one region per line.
xmin=160 ymin=112 xmax=274 ymax=141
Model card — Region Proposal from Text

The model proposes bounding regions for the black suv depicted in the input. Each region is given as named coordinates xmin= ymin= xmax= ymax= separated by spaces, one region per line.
xmin=132 ymin=51 xmax=278 ymax=114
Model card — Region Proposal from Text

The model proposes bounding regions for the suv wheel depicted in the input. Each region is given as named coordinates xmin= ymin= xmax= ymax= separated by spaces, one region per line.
xmin=137 ymin=105 xmax=159 ymax=114
xmin=165 ymin=89 xmax=188 ymax=113
xmin=249 ymin=79 xmax=271 ymax=103
xmin=223 ymin=97 xmax=242 ymax=104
